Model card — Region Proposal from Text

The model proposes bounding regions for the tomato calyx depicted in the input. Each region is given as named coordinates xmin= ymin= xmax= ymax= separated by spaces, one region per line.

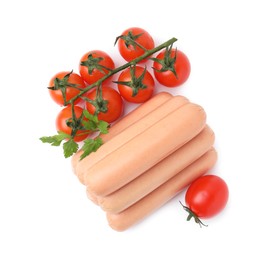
xmin=65 ymin=105 xmax=85 ymax=139
xmin=114 ymin=66 xmax=147 ymax=97
xmin=80 ymin=53 xmax=113 ymax=76
xmin=42 ymin=37 xmax=179 ymax=159
xmin=179 ymin=201 xmax=208 ymax=228
xmin=83 ymin=86 xmax=109 ymax=114
xmin=115 ymin=31 xmax=147 ymax=51
xmin=151 ymin=44 xmax=178 ymax=77
xmin=48 ymin=70 xmax=82 ymax=104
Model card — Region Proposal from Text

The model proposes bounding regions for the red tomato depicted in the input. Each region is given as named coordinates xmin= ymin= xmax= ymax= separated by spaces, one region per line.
xmin=185 ymin=175 xmax=229 ymax=219
xmin=116 ymin=66 xmax=155 ymax=103
xmin=48 ymin=71 xmax=86 ymax=106
xmin=79 ymin=50 xmax=115 ymax=85
xmin=153 ymin=48 xmax=191 ymax=87
xmin=85 ymin=86 xmax=123 ymax=123
xmin=117 ymin=27 xmax=154 ymax=62
xmin=56 ymin=105 xmax=89 ymax=142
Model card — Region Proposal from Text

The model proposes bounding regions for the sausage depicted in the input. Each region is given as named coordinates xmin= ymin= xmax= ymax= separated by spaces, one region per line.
xmin=97 ymin=125 xmax=215 ymax=213
xmin=75 ymin=95 xmax=189 ymax=184
xmin=102 ymin=92 xmax=173 ymax=142
xmin=85 ymin=103 xmax=207 ymax=197
xmin=76 ymin=95 xmax=189 ymax=183
xmin=85 ymin=102 xmax=206 ymax=196
xmin=91 ymin=125 xmax=213 ymax=207
xmin=71 ymin=92 xmax=172 ymax=173
xmin=86 ymin=189 xmax=99 ymax=205
xmin=106 ymin=148 xmax=217 ymax=231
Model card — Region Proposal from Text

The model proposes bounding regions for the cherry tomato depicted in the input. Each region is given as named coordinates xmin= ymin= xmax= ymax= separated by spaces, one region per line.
xmin=56 ymin=105 xmax=89 ymax=142
xmin=153 ymin=48 xmax=191 ymax=87
xmin=117 ymin=27 xmax=154 ymax=62
xmin=116 ymin=66 xmax=155 ymax=103
xmin=185 ymin=175 xmax=229 ymax=219
xmin=79 ymin=50 xmax=115 ymax=86
xmin=48 ymin=71 xmax=86 ymax=106
xmin=85 ymin=86 xmax=123 ymax=123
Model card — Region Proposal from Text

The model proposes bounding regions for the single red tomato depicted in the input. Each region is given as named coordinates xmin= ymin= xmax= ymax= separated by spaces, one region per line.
xmin=152 ymin=48 xmax=191 ymax=87
xmin=56 ymin=105 xmax=89 ymax=142
xmin=116 ymin=66 xmax=155 ymax=103
xmin=79 ymin=50 xmax=115 ymax=85
xmin=85 ymin=86 xmax=123 ymax=123
xmin=185 ymin=175 xmax=229 ymax=220
xmin=48 ymin=71 xmax=86 ymax=106
xmin=116 ymin=27 xmax=154 ymax=62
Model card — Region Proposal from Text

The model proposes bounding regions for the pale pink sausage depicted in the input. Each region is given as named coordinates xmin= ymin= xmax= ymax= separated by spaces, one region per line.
xmin=86 ymin=189 xmax=99 ymax=205
xmin=102 ymin=92 xmax=172 ymax=142
xmin=98 ymin=125 xmax=215 ymax=213
xmin=75 ymin=95 xmax=189 ymax=184
xmin=107 ymin=148 xmax=217 ymax=231
xmin=71 ymin=92 xmax=172 ymax=174
xmin=85 ymin=103 xmax=207 ymax=197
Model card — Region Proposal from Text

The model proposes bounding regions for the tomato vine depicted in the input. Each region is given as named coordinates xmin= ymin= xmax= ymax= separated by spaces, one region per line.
xmin=40 ymin=36 xmax=178 ymax=160
xmin=67 ymin=37 xmax=177 ymax=105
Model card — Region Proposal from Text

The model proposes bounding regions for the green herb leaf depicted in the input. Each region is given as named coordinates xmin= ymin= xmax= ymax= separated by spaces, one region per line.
xmin=82 ymin=110 xmax=109 ymax=134
xmin=39 ymin=131 xmax=70 ymax=146
xmin=80 ymin=137 xmax=103 ymax=160
xmin=82 ymin=120 xmax=98 ymax=131
xmin=83 ymin=109 xmax=94 ymax=120
xmin=97 ymin=120 xmax=109 ymax=134
xmin=63 ymin=139 xmax=79 ymax=158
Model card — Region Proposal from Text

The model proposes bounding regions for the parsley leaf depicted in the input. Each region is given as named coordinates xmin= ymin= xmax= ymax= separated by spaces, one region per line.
xmin=80 ymin=137 xmax=103 ymax=160
xmin=97 ymin=120 xmax=109 ymax=134
xmin=63 ymin=139 xmax=79 ymax=158
xmin=82 ymin=109 xmax=109 ymax=134
xmin=39 ymin=131 xmax=70 ymax=146
xmin=40 ymin=110 xmax=109 ymax=159
xmin=83 ymin=110 xmax=98 ymax=122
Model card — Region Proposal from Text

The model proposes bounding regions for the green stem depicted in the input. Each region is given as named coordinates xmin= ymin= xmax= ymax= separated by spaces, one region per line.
xmin=179 ymin=201 xmax=208 ymax=228
xmin=65 ymin=37 xmax=178 ymax=106
xmin=70 ymin=102 xmax=80 ymax=139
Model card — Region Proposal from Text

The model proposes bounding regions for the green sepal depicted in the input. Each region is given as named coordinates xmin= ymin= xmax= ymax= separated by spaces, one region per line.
xmin=80 ymin=53 xmax=112 ymax=75
xmin=179 ymin=201 xmax=208 ymax=228
xmin=114 ymin=30 xmax=144 ymax=50
xmin=47 ymin=70 xmax=80 ymax=104
xmin=113 ymin=65 xmax=147 ymax=97
xmin=151 ymin=44 xmax=178 ymax=77
xmin=82 ymin=96 xmax=109 ymax=115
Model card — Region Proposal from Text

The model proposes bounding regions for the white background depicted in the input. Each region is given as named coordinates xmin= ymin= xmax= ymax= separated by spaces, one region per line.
xmin=1 ymin=0 xmax=269 ymax=259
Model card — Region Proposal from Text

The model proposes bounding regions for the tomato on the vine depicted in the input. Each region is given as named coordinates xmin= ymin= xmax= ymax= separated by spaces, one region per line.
xmin=56 ymin=105 xmax=89 ymax=142
xmin=48 ymin=71 xmax=86 ymax=106
xmin=116 ymin=27 xmax=154 ymax=62
xmin=152 ymin=48 xmax=190 ymax=87
xmin=79 ymin=50 xmax=115 ymax=85
xmin=85 ymin=86 xmax=123 ymax=123
xmin=116 ymin=65 xmax=155 ymax=103
xmin=183 ymin=175 xmax=229 ymax=224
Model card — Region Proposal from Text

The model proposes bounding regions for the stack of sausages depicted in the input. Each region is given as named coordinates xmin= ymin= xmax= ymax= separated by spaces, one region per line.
xmin=71 ymin=92 xmax=217 ymax=231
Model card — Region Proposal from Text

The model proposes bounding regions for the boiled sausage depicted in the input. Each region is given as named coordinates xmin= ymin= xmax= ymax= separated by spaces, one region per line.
xmin=107 ymin=148 xmax=217 ymax=231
